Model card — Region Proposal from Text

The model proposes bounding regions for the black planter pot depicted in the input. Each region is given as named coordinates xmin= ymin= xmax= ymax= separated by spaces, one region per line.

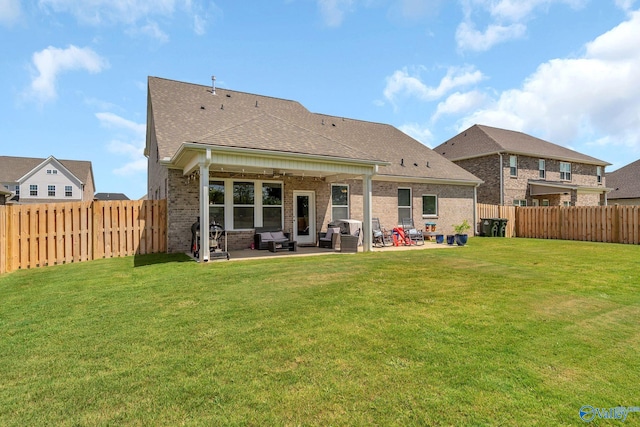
xmin=455 ymin=234 xmax=468 ymax=246
xmin=446 ymin=235 xmax=455 ymax=245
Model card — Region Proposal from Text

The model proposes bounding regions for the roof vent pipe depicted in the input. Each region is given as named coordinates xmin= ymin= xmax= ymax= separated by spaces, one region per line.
xmin=211 ymin=75 xmax=216 ymax=95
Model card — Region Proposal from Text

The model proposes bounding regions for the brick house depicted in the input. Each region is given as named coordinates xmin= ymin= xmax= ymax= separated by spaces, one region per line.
xmin=145 ymin=77 xmax=482 ymax=259
xmin=606 ymin=159 xmax=640 ymax=205
xmin=0 ymin=155 xmax=95 ymax=204
xmin=434 ymin=125 xmax=611 ymax=207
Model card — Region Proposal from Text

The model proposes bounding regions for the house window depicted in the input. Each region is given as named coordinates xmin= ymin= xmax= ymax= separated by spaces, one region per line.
xmin=560 ymin=162 xmax=571 ymax=181
xmin=262 ymin=182 xmax=282 ymax=228
xmin=331 ymin=184 xmax=349 ymax=220
xmin=15 ymin=185 xmax=20 ymax=196
xmin=532 ymin=199 xmax=539 ymax=206
xmin=509 ymin=155 xmax=517 ymax=177
xmin=563 ymin=201 xmax=571 ymax=207
xmin=542 ymin=199 xmax=550 ymax=206
xmin=539 ymin=159 xmax=546 ymax=179
xmin=398 ymin=188 xmax=412 ymax=223
xmin=597 ymin=166 xmax=602 ymax=184
xmin=422 ymin=195 xmax=437 ymax=217
xmin=209 ymin=181 xmax=225 ymax=225
xmin=48 ymin=185 xmax=55 ymax=197
xmin=233 ymin=182 xmax=254 ymax=229
xmin=65 ymin=186 xmax=72 ymax=197
xmin=30 ymin=185 xmax=38 ymax=196
xmin=513 ymin=199 xmax=527 ymax=207
xmin=46 ymin=169 xmax=58 ymax=175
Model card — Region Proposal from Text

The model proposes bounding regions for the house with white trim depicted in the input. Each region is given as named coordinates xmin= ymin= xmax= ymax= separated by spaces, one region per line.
xmin=0 ymin=155 xmax=95 ymax=204
xmin=145 ymin=76 xmax=483 ymax=260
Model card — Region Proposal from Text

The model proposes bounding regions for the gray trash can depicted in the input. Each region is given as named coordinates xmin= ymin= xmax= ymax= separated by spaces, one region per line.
xmin=498 ymin=218 xmax=508 ymax=237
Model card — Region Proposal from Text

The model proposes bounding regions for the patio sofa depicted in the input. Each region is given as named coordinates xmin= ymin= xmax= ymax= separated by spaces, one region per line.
xmin=254 ymin=227 xmax=293 ymax=250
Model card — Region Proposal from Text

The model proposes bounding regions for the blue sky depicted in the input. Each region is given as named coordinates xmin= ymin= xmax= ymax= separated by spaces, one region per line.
xmin=1 ymin=0 xmax=639 ymax=199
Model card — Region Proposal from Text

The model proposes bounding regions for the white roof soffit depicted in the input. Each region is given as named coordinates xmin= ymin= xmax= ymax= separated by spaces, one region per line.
xmin=374 ymin=174 xmax=483 ymax=186
xmin=167 ymin=143 xmax=389 ymax=176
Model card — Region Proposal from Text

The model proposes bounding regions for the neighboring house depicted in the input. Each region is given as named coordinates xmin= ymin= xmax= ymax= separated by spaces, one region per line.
xmin=94 ymin=192 xmax=130 ymax=201
xmin=145 ymin=76 xmax=482 ymax=258
xmin=434 ymin=124 xmax=611 ymax=207
xmin=606 ymin=159 xmax=640 ymax=205
xmin=0 ymin=155 xmax=95 ymax=204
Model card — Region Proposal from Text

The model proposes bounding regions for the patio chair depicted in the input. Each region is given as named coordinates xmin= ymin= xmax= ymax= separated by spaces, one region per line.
xmin=401 ymin=217 xmax=425 ymax=245
xmin=318 ymin=227 xmax=339 ymax=249
xmin=372 ymin=218 xmax=393 ymax=247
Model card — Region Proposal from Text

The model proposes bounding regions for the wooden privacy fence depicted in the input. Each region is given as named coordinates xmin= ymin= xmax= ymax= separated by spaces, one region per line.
xmin=476 ymin=203 xmax=517 ymax=237
xmin=516 ymin=205 xmax=640 ymax=244
xmin=476 ymin=203 xmax=640 ymax=244
xmin=0 ymin=200 xmax=166 ymax=274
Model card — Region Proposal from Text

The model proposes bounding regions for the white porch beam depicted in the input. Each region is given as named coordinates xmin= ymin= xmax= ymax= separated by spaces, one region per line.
xmin=199 ymin=149 xmax=211 ymax=262
xmin=362 ymin=174 xmax=373 ymax=252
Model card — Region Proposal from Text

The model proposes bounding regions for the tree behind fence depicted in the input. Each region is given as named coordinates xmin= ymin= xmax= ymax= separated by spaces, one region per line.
xmin=0 ymin=200 xmax=166 ymax=274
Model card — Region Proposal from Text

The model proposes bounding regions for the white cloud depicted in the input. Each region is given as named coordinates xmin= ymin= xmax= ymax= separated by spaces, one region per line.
xmin=457 ymin=0 xmax=587 ymax=51
xmin=0 ymin=0 xmax=21 ymax=26
xmin=317 ymin=0 xmax=354 ymax=26
xmin=455 ymin=21 xmax=526 ymax=52
xmin=458 ymin=10 xmax=640 ymax=150
xmin=96 ymin=112 xmax=147 ymax=176
xmin=126 ymin=20 xmax=169 ymax=42
xmin=399 ymin=123 xmax=435 ymax=147
xmin=383 ymin=66 xmax=485 ymax=105
xmin=25 ymin=45 xmax=108 ymax=104
xmin=432 ymin=90 xmax=487 ymax=121
xmin=37 ymin=0 xmax=215 ymax=36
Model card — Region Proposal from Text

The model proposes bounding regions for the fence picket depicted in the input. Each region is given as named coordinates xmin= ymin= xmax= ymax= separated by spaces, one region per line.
xmin=0 ymin=200 xmax=166 ymax=273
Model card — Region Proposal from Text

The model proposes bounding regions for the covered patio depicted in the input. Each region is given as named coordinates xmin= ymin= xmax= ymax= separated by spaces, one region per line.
xmin=170 ymin=144 xmax=390 ymax=262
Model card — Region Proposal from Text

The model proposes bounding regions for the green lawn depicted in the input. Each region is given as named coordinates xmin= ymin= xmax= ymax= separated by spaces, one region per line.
xmin=1 ymin=238 xmax=638 ymax=426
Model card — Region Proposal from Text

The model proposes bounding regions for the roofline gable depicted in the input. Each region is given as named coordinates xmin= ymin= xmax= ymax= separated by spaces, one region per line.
xmin=18 ymin=156 xmax=84 ymax=186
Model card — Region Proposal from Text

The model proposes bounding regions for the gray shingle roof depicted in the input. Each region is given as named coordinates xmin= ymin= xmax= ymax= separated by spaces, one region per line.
xmin=434 ymin=124 xmax=610 ymax=166
xmin=0 ymin=155 xmax=93 ymax=184
xmin=607 ymin=159 xmax=640 ymax=199
xmin=94 ymin=192 xmax=130 ymax=201
xmin=148 ymin=77 xmax=481 ymax=183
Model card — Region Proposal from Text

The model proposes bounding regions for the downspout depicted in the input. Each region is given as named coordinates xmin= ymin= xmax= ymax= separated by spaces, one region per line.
xmin=473 ymin=183 xmax=478 ymax=236
xmin=498 ymin=153 xmax=504 ymax=206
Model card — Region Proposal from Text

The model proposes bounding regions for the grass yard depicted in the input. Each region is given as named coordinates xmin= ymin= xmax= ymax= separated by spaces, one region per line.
xmin=1 ymin=238 xmax=639 ymax=426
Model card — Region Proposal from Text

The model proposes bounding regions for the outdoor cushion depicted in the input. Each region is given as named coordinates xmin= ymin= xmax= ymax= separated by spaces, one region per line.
xmin=260 ymin=232 xmax=274 ymax=241
xmin=271 ymin=231 xmax=288 ymax=241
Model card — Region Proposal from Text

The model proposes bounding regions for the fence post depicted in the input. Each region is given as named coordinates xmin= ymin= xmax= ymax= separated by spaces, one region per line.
xmin=613 ymin=204 xmax=620 ymax=244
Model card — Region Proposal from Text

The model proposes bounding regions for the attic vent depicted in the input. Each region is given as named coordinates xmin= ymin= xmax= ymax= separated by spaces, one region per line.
xmin=221 ymin=104 xmax=224 ymax=110
xmin=413 ymin=163 xmax=418 ymax=167
xmin=200 ymin=106 xmax=205 ymax=110
xmin=322 ymin=119 xmax=325 ymax=125
xmin=401 ymin=159 xmax=405 ymax=166
xmin=427 ymin=162 xmax=430 ymax=168
xmin=255 ymin=100 xmax=259 ymax=108
xmin=332 ymin=123 xmax=336 ymax=127
xmin=226 ymin=94 xmax=231 ymax=98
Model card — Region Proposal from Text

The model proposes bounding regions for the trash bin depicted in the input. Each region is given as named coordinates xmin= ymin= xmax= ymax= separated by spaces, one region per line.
xmin=498 ymin=218 xmax=508 ymax=237
xmin=480 ymin=218 xmax=498 ymax=237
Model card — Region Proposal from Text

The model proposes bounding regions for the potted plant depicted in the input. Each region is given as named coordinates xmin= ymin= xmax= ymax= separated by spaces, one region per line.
xmin=453 ymin=219 xmax=471 ymax=246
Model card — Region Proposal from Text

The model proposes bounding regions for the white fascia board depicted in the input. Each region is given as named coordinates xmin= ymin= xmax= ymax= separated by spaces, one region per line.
xmin=374 ymin=173 xmax=483 ymax=186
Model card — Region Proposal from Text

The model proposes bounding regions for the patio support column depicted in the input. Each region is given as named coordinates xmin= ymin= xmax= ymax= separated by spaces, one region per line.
xmin=362 ymin=173 xmax=373 ymax=252
xmin=199 ymin=149 xmax=211 ymax=262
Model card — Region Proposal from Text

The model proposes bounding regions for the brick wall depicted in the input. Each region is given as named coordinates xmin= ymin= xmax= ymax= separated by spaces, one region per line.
xmin=164 ymin=168 xmax=478 ymax=253
xmin=455 ymin=154 xmax=606 ymax=207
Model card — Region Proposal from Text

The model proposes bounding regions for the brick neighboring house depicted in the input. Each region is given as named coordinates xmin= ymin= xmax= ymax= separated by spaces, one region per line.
xmin=434 ymin=124 xmax=611 ymax=207
xmin=0 ymin=155 xmax=95 ymax=204
xmin=607 ymin=159 xmax=640 ymax=205
xmin=145 ymin=76 xmax=482 ymax=258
